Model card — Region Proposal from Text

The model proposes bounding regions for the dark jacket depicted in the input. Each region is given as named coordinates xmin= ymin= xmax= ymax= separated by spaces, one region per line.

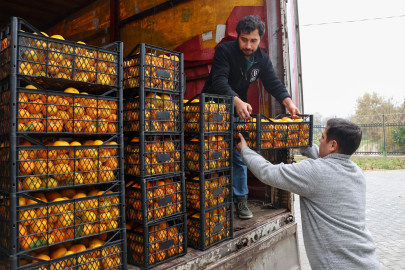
xmin=201 ymin=40 xmax=290 ymax=105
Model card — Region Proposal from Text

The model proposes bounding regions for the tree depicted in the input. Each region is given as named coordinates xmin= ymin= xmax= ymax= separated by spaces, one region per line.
xmin=313 ymin=112 xmax=325 ymax=125
xmin=391 ymin=126 xmax=405 ymax=146
xmin=354 ymin=92 xmax=399 ymax=116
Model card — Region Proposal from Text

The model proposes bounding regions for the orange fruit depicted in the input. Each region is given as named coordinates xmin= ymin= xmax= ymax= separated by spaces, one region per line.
xmin=84 ymin=124 xmax=97 ymax=133
xmin=69 ymin=244 xmax=86 ymax=253
xmin=74 ymin=72 xmax=89 ymax=82
xmin=79 ymin=115 xmax=94 ymax=129
xmin=65 ymin=120 xmax=82 ymax=133
xmin=54 ymin=140 xmax=69 ymax=147
xmin=45 ymin=191 xmax=62 ymax=202
xmin=19 ymin=209 xmax=37 ymax=226
xmin=19 ymin=197 xmax=26 ymax=206
xmin=48 ymin=60 xmax=61 ymax=75
xmin=83 ymin=172 xmax=97 ymax=184
xmin=68 ymin=159 xmax=80 ymax=173
xmin=82 ymin=223 xmax=95 ymax=236
xmin=64 ymin=87 xmax=79 ymax=94
xmin=26 ymin=120 xmax=45 ymax=132
xmin=53 ymin=164 xmax=72 ymax=181
xmin=19 ymin=224 xmax=28 ymax=237
xmin=22 ymin=176 xmax=42 ymax=190
xmin=44 ymin=104 xmax=58 ymax=116
xmin=19 ymin=93 xmax=29 ymax=109
xmin=54 ymin=154 xmax=69 ymax=165
xmin=47 ymin=116 xmax=63 ymax=132
xmin=50 ymin=247 xmax=67 ymax=259
xmin=19 ymin=62 xmax=34 ymax=76
xmin=107 ymin=123 xmax=117 ymax=133
xmin=19 ymin=160 xmax=35 ymax=175
xmin=34 ymin=160 xmax=55 ymax=175
xmin=30 ymin=218 xmax=48 ymax=234
xmin=55 ymin=97 xmax=69 ymax=111
xmin=79 ymin=158 xmax=95 ymax=172
xmin=67 ymin=103 xmax=84 ymax=118
xmin=18 ymin=109 xmax=31 ymax=125
xmin=60 ymin=188 xmax=76 ymax=198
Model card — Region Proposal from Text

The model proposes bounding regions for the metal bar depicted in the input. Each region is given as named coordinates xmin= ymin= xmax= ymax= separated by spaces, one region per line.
xmin=266 ymin=0 xmax=286 ymax=117
xmin=292 ymin=0 xmax=304 ymax=113
xmin=383 ymin=114 xmax=386 ymax=153
xmin=9 ymin=17 xmax=19 ymax=258
xmin=119 ymin=0 xmax=190 ymax=28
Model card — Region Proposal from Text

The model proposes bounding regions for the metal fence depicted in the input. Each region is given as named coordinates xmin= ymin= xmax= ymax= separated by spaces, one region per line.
xmin=311 ymin=114 xmax=405 ymax=155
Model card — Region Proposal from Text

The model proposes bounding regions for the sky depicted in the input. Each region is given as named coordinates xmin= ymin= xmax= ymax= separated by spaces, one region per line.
xmin=298 ymin=0 xmax=405 ymax=118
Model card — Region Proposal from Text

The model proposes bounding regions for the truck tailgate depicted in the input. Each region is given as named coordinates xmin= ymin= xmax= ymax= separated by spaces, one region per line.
xmin=128 ymin=206 xmax=300 ymax=270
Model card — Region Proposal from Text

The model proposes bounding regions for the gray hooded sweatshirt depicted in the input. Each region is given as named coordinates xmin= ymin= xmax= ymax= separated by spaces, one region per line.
xmin=240 ymin=145 xmax=380 ymax=270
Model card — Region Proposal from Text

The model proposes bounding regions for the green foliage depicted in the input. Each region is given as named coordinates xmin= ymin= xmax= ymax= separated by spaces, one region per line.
xmin=294 ymin=155 xmax=405 ymax=170
xmin=391 ymin=126 xmax=405 ymax=146
xmin=354 ymin=92 xmax=404 ymax=117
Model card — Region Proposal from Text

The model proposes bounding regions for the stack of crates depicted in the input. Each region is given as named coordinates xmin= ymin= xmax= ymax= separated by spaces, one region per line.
xmin=183 ymin=94 xmax=234 ymax=250
xmin=0 ymin=17 xmax=126 ymax=269
xmin=122 ymin=44 xmax=186 ymax=269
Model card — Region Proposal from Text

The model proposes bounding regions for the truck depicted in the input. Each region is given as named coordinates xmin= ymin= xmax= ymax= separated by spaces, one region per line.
xmin=0 ymin=0 xmax=304 ymax=269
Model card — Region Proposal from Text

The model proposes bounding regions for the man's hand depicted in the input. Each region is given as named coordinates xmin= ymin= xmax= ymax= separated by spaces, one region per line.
xmin=287 ymin=103 xmax=300 ymax=119
xmin=282 ymin=97 xmax=301 ymax=119
xmin=235 ymin=133 xmax=247 ymax=154
xmin=234 ymin=96 xmax=252 ymax=120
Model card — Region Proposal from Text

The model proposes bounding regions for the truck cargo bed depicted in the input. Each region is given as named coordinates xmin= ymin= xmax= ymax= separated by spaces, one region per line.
xmin=128 ymin=205 xmax=299 ymax=270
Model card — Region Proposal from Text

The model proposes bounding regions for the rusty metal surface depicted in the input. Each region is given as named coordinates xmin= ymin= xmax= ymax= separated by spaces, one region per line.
xmin=205 ymin=223 xmax=300 ymax=270
xmin=128 ymin=210 xmax=293 ymax=270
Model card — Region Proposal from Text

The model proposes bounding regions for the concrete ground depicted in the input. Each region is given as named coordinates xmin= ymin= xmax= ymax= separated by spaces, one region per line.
xmin=295 ymin=169 xmax=405 ymax=270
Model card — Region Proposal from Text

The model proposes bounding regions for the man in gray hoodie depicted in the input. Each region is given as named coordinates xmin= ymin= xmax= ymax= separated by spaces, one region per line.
xmin=236 ymin=118 xmax=380 ymax=270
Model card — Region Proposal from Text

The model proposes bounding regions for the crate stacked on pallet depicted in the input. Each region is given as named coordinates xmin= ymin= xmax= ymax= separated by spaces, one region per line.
xmin=122 ymin=43 xmax=186 ymax=269
xmin=233 ymin=114 xmax=313 ymax=151
xmin=183 ymin=93 xmax=234 ymax=250
xmin=0 ymin=17 xmax=126 ymax=269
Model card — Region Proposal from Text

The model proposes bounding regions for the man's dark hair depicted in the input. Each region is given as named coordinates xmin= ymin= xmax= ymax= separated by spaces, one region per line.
xmin=325 ymin=118 xmax=362 ymax=155
xmin=236 ymin=15 xmax=265 ymax=38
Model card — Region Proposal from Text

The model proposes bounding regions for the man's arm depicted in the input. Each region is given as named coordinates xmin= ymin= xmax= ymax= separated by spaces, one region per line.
xmin=259 ymin=58 xmax=291 ymax=105
xmin=240 ymin=147 xmax=317 ymax=197
xmin=300 ymin=144 xmax=320 ymax=160
xmin=211 ymin=46 xmax=238 ymax=97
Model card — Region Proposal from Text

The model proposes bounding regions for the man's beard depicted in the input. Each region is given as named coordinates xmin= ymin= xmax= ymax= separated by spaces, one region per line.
xmin=242 ymin=49 xmax=254 ymax=56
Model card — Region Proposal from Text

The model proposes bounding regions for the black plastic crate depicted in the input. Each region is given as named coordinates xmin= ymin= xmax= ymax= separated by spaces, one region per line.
xmin=184 ymin=134 xmax=232 ymax=172
xmin=123 ymin=90 xmax=182 ymax=133
xmin=0 ymin=136 xmax=122 ymax=193
xmin=123 ymin=43 xmax=183 ymax=94
xmin=127 ymin=215 xmax=187 ymax=269
xmin=0 ymin=231 xmax=125 ymax=269
xmin=187 ymin=204 xmax=233 ymax=250
xmin=183 ymin=93 xmax=233 ymax=133
xmin=126 ymin=174 xmax=185 ymax=223
xmin=0 ymin=17 xmax=123 ymax=92
xmin=234 ymin=114 xmax=313 ymax=151
xmin=124 ymin=134 xmax=183 ymax=177
xmin=185 ymin=169 xmax=232 ymax=211
xmin=0 ymin=185 xmax=125 ymax=255
xmin=0 ymin=77 xmax=120 ymax=136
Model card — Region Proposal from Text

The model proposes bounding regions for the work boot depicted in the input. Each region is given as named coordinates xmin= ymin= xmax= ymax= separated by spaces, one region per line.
xmin=235 ymin=197 xmax=253 ymax=219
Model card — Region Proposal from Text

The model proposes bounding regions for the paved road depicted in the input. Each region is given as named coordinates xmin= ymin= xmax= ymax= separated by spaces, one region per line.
xmin=295 ymin=170 xmax=405 ymax=270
